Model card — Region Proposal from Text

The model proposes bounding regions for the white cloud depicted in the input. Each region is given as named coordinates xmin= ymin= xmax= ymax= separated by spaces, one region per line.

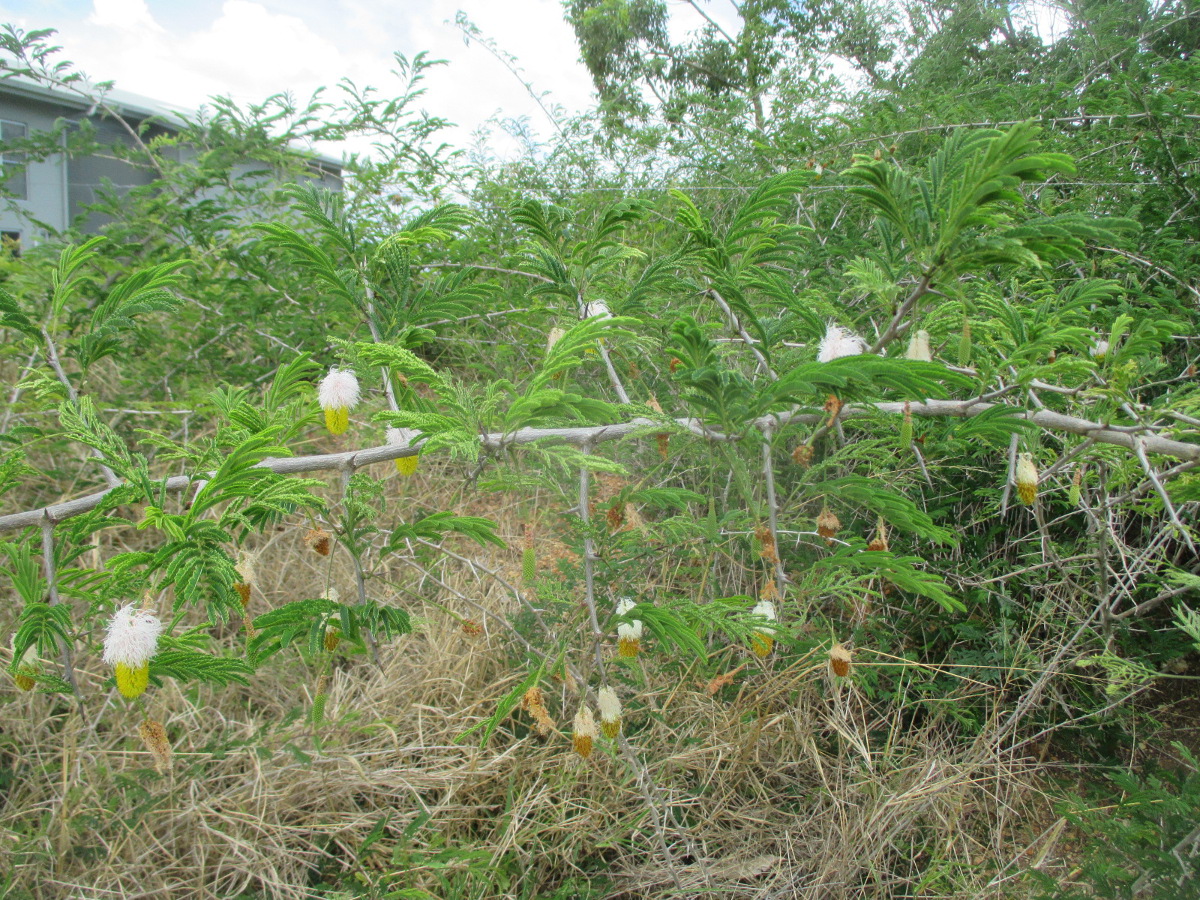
xmin=88 ymin=0 xmax=163 ymax=31
xmin=3 ymin=0 xmax=610 ymax=160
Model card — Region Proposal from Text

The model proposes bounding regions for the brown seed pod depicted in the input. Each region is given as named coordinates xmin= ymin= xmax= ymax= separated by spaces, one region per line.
xmin=791 ymin=443 xmax=814 ymax=468
xmin=669 ymin=357 xmax=682 ymax=373
xmin=304 ymin=527 xmax=332 ymax=557
xmin=462 ymin=619 xmax=483 ymax=637
xmin=829 ymin=643 xmax=852 ymax=678
xmin=760 ymin=579 xmax=779 ymax=602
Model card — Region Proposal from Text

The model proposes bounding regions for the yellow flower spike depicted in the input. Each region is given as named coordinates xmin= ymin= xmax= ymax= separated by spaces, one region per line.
xmin=324 ymin=406 xmax=350 ymax=435
xmin=115 ymin=662 xmax=150 ymax=699
xmin=395 ymin=454 xmax=419 ymax=476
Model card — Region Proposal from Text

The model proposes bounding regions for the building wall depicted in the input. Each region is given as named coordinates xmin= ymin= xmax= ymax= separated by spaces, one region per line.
xmin=0 ymin=93 xmax=71 ymax=242
xmin=0 ymin=87 xmax=344 ymax=245
xmin=67 ymin=118 xmax=167 ymax=233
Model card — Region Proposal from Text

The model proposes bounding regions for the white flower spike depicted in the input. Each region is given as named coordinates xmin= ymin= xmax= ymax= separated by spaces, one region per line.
xmin=817 ymin=323 xmax=867 ymax=363
xmin=905 ymin=329 xmax=932 ymax=362
xmin=751 ymin=599 xmax=777 ymax=658
xmin=597 ymin=686 xmax=622 ymax=738
xmin=318 ymin=368 xmax=361 ymax=435
xmin=103 ymin=604 xmax=163 ymax=699
xmin=615 ymin=597 xmax=643 ymax=658
xmin=387 ymin=426 xmax=420 ymax=476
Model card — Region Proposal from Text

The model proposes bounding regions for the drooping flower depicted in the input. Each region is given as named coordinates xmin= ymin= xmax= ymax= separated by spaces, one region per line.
xmin=573 ymin=704 xmax=598 ymax=759
xmin=387 ymin=426 xmax=420 ymax=476
xmin=318 ymin=368 xmax=361 ymax=435
xmin=138 ymin=718 xmax=173 ymax=773
xmin=750 ymin=599 xmax=777 ymax=658
xmin=905 ymin=329 xmax=932 ymax=362
xmin=817 ymin=323 xmax=867 ymax=363
xmin=816 ymin=505 xmax=841 ymax=542
xmin=304 ymin=527 xmax=332 ymax=556
xmin=522 ymin=686 xmax=555 ymax=736
xmin=10 ymin=633 xmax=38 ymax=691
xmin=233 ymin=549 xmax=257 ymax=606
xmin=597 ymin=687 xmax=622 ymax=739
xmin=1015 ymin=452 xmax=1038 ymax=506
xmin=829 ymin=642 xmax=853 ymax=678
xmin=103 ymin=604 xmax=163 ymax=699
xmin=546 ymin=327 xmax=566 ymax=354
xmin=615 ymin=597 xmax=643 ymax=659
xmin=1090 ymin=339 xmax=1109 ymax=362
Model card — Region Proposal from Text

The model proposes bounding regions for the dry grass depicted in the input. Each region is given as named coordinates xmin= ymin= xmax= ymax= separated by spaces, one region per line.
xmin=0 ymin=452 xmax=1064 ymax=900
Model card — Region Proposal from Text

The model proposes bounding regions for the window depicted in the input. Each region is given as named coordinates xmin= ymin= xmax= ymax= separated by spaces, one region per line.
xmin=0 ymin=119 xmax=27 ymax=199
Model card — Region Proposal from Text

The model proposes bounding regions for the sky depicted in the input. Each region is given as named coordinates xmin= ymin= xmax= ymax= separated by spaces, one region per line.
xmin=0 ymin=0 xmax=742 ymax=160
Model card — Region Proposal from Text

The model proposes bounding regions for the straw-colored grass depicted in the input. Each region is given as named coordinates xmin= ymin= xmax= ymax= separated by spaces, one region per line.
xmin=0 ymin=452 xmax=1067 ymax=900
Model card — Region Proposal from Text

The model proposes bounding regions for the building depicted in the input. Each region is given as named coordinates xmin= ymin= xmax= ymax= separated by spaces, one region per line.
xmin=0 ymin=77 xmax=343 ymax=249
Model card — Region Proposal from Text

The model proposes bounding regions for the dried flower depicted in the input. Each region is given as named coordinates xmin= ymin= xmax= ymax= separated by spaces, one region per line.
xmin=546 ymin=327 xmax=566 ymax=354
xmin=104 ymin=604 xmax=163 ymax=699
xmin=751 ymin=599 xmax=777 ymax=657
xmin=867 ymin=517 xmax=889 ymax=553
xmin=791 ymin=443 xmax=814 ymax=468
xmin=647 ymin=395 xmax=669 ymax=460
xmin=615 ymin=597 xmax=643 ymax=659
xmin=138 ymin=718 xmax=173 ymax=773
xmin=905 ymin=329 xmax=932 ymax=362
xmin=573 ymin=704 xmax=597 ymax=758
xmin=597 ymin=687 xmax=622 ymax=739
xmin=10 ymin=633 xmax=37 ymax=691
xmin=829 ymin=643 xmax=853 ymax=677
xmin=817 ymin=322 xmax=867 ymax=363
xmin=522 ymin=686 xmax=555 ymax=736
xmin=305 ymin=527 xmax=332 ymax=556
xmin=816 ymin=505 xmax=841 ymax=542
xmin=318 ymin=368 xmax=360 ymax=435
xmin=387 ymin=427 xmax=420 ymax=476
xmin=1015 ymin=452 xmax=1038 ymax=506
xmin=233 ymin=549 xmax=256 ymax=606
xmin=606 ymin=502 xmax=626 ymax=532
xmin=756 ymin=525 xmax=779 ymax=565
xmin=324 ymin=620 xmax=341 ymax=652
xmin=461 ymin=619 xmax=483 ymax=637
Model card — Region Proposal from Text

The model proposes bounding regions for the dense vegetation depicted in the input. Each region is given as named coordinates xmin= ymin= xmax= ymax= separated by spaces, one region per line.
xmin=1 ymin=3 xmax=1199 ymax=897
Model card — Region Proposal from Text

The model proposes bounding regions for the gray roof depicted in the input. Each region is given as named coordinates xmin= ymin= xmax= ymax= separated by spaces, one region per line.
xmin=0 ymin=73 xmax=343 ymax=170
